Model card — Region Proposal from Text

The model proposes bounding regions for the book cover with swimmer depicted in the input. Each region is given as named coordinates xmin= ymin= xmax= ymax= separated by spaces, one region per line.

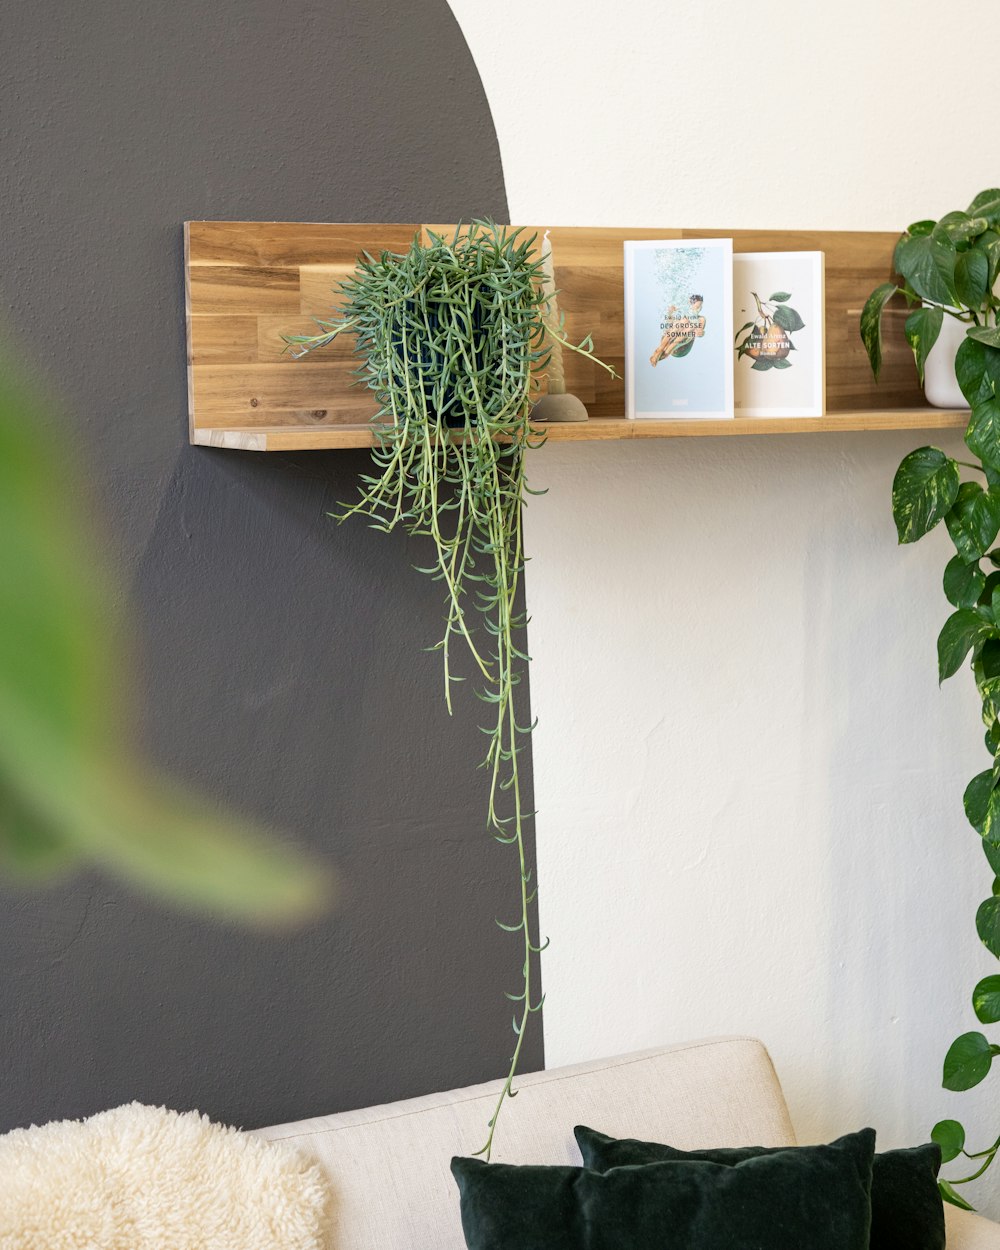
xmin=624 ymin=238 xmax=734 ymax=420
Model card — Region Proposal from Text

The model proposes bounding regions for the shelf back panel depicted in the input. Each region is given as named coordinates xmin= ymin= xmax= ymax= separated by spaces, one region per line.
xmin=185 ymin=222 xmax=922 ymax=439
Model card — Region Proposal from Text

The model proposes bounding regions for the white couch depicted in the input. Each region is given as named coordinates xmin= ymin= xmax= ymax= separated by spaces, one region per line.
xmin=255 ymin=1035 xmax=1000 ymax=1248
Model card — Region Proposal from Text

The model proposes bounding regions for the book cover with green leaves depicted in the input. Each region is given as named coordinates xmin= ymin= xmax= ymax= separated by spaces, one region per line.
xmin=733 ymin=252 xmax=825 ymax=417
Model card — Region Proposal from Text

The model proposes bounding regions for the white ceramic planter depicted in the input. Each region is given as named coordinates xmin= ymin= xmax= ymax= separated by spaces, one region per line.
xmin=924 ymin=311 xmax=969 ymax=409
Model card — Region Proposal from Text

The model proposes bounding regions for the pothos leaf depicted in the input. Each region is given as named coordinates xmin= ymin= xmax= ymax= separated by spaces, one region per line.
xmin=943 ymin=1031 xmax=995 ymax=1091
xmin=939 ymin=1179 xmax=977 ymax=1212
xmin=890 ymin=447 xmax=960 ymax=544
xmin=976 ymin=637 xmax=1000 ymax=683
xmin=894 ymin=231 xmax=958 ymax=306
xmin=966 ymin=398 xmax=1000 ymax=473
xmin=978 ymin=896 xmax=1000 ymax=957
xmin=968 ymin=189 xmax=1000 ymax=216
xmin=968 ymin=326 xmax=1000 ymax=350
xmin=905 ymin=305 xmax=944 ymax=386
xmin=972 ymin=201 xmax=1000 ymax=230
xmin=931 ymin=1119 xmax=966 ymax=1164
xmin=973 ymin=230 xmax=1000 ymax=288
xmin=964 ymin=769 xmax=998 ymax=834
xmin=956 ymin=249 xmax=990 ymax=308
xmin=860 ymin=283 xmax=899 ymax=380
xmin=956 ymin=337 xmax=1000 ymax=408
xmin=937 ymin=609 xmax=995 ymax=682
xmin=945 ymin=482 xmax=1000 ymax=562
xmin=979 ymin=677 xmax=1000 ymax=731
xmin=965 ymin=767 xmax=1000 ymax=842
xmin=938 ymin=210 xmax=985 ymax=245
xmin=943 ymin=555 xmax=985 ymax=608
xmin=973 ymin=976 xmax=1000 ymax=1024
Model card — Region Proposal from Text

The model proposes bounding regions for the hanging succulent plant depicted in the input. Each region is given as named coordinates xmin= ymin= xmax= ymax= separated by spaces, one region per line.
xmin=286 ymin=221 xmax=612 ymax=1157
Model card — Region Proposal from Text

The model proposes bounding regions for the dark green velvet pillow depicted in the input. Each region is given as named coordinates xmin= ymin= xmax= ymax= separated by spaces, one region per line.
xmin=452 ymin=1128 xmax=875 ymax=1250
xmin=575 ymin=1125 xmax=943 ymax=1250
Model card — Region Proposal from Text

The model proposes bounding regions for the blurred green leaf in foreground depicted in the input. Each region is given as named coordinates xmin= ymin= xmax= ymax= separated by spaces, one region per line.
xmin=0 ymin=355 xmax=333 ymax=924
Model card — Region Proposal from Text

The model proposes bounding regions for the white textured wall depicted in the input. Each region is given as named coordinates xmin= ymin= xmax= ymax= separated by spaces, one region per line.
xmin=449 ymin=0 xmax=1000 ymax=1205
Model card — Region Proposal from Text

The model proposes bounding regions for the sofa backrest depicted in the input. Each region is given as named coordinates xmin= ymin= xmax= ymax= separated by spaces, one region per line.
xmin=254 ymin=1035 xmax=795 ymax=1249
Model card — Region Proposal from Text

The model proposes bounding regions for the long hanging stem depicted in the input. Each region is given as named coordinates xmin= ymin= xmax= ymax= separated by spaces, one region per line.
xmin=285 ymin=221 xmax=613 ymax=1158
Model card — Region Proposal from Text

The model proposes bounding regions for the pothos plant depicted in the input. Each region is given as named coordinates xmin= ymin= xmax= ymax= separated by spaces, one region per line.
xmin=862 ymin=188 xmax=1000 ymax=1209
xmin=285 ymin=222 xmax=612 ymax=1159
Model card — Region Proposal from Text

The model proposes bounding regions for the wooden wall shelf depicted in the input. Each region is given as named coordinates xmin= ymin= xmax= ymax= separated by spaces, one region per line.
xmin=185 ymin=221 xmax=967 ymax=452
xmin=192 ymin=410 xmax=969 ymax=452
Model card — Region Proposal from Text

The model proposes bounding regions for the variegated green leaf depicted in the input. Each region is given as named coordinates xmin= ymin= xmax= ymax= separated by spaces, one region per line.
xmin=905 ymin=306 xmax=944 ymax=386
xmin=973 ymin=976 xmax=1000 ymax=1024
xmin=968 ymin=190 xmax=1000 ymax=216
xmin=965 ymin=768 xmax=1000 ymax=834
xmin=938 ymin=609 xmax=995 ymax=682
xmin=860 ymin=282 xmax=899 ymax=379
xmin=969 ymin=326 xmax=1000 ymax=350
xmin=967 ymin=399 xmax=1000 ymax=474
xmin=891 ymin=447 xmax=960 ymax=544
xmin=946 ymin=482 xmax=1000 ymax=561
xmin=956 ymin=250 xmax=990 ymax=308
xmin=973 ymin=230 xmax=1000 ymax=288
xmin=938 ymin=210 xmax=985 ymax=245
xmin=944 ymin=555 xmax=985 ymax=608
xmin=957 ymin=338 xmax=1000 ymax=407
xmin=978 ymin=897 xmax=1000 ymax=957
xmin=894 ymin=231 xmax=957 ymax=306
xmin=981 ymin=678 xmax=1000 ymax=729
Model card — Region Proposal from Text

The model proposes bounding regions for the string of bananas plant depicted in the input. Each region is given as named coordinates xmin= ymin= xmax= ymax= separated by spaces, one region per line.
xmin=285 ymin=221 xmax=612 ymax=1158
xmin=862 ymin=188 xmax=1000 ymax=1208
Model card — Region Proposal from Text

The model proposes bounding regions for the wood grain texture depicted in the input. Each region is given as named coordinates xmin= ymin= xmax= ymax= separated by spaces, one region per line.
xmin=186 ymin=221 xmax=948 ymax=448
xmin=192 ymin=410 xmax=968 ymax=452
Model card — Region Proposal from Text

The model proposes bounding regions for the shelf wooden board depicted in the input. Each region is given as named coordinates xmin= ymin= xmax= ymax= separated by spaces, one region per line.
xmin=192 ymin=409 xmax=969 ymax=452
xmin=185 ymin=221 xmax=942 ymax=450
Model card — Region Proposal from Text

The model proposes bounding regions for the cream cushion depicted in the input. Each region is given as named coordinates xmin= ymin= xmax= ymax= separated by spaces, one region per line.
xmin=256 ymin=1034 xmax=1000 ymax=1249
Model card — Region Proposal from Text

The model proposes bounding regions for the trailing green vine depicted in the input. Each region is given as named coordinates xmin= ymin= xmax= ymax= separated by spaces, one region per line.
xmin=286 ymin=222 xmax=612 ymax=1158
xmin=862 ymin=189 xmax=1000 ymax=1208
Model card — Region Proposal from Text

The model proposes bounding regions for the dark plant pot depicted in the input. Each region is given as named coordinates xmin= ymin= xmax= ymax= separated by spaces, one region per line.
xmin=393 ymin=296 xmax=490 ymax=429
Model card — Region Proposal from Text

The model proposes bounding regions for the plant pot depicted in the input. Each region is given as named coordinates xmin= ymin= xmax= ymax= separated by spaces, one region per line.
xmin=395 ymin=297 xmax=490 ymax=429
xmin=924 ymin=313 xmax=970 ymax=409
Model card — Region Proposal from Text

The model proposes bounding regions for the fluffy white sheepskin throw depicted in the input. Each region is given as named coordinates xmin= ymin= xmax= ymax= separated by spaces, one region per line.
xmin=0 ymin=1101 xmax=330 ymax=1250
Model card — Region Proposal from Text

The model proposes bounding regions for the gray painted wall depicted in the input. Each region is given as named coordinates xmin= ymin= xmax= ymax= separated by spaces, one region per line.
xmin=0 ymin=0 xmax=542 ymax=1132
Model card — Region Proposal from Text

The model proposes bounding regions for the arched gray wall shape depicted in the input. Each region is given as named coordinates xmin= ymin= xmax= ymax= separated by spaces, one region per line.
xmin=0 ymin=0 xmax=542 ymax=1132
